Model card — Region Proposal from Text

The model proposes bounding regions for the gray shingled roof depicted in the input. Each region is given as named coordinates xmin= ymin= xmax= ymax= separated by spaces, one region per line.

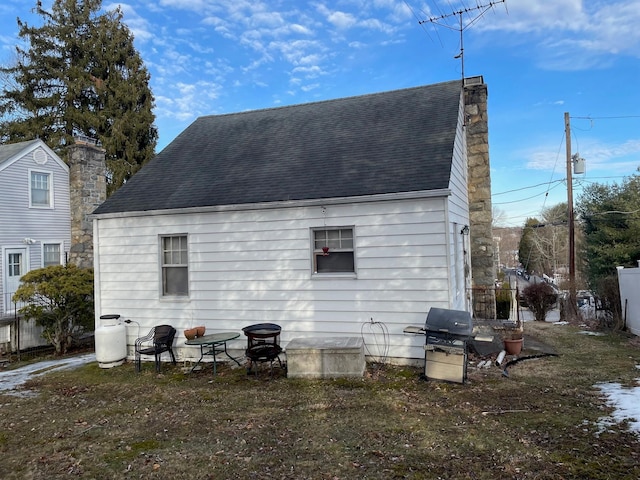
xmin=0 ymin=139 xmax=40 ymax=167
xmin=93 ymin=80 xmax=462 ymax=215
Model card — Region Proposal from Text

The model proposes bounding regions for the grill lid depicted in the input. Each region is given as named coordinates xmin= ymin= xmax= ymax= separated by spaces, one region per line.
xmin=425 ymin=308 xmax=472 ymax=336
xmin=242 ymin=323 xmax=281 ymax=338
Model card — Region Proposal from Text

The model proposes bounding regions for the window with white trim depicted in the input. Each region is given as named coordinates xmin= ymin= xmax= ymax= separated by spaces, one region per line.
xmin=43 ymin=243 xmax=62 ymax=267
xmin=30 ymin=171 xmax=51 ymax=207
xmin=161 ymin=235 xmax=189 ymax=296
xmin=312 ymin=228 xmax=355 ymax=274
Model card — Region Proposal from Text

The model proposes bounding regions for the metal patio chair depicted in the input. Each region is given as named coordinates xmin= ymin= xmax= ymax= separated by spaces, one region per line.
xmin=134 ymin=325 xmax=177 ymax=373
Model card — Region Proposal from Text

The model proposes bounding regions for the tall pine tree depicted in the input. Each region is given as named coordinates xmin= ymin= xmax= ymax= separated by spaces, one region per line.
xmin=0 ymin=0 xmax=157 ymax=195
xmin=577 ymin=174 xmax=640 ymax=282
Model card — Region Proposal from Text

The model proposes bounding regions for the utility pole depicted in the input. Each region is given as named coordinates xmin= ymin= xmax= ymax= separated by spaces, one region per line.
xmin=564 ymin=112 xmax=577 ymax=319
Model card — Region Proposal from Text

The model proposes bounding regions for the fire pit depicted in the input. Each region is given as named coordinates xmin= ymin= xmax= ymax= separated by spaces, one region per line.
xmin=404 ymin=308 xmax=473 ymax=383
xmin=242 ymin=323 xmax=283 ymax=376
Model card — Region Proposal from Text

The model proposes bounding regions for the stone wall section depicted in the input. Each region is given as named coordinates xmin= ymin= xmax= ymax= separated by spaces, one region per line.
xmin=464 ymin=78 xmax=496 ymax=318
xmin=68 ymin=142 xmax=106 ymax=269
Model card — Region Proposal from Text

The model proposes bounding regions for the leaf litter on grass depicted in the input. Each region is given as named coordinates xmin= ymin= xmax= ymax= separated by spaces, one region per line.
xmin=0 ymin=323 xmax=639 ymax=479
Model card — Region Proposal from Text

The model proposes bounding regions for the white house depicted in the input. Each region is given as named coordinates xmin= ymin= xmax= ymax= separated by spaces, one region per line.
xmin=92 ymin=79 xmax=485 ymax=365
xmin=0 ymin=139 xmax=71 ymax=349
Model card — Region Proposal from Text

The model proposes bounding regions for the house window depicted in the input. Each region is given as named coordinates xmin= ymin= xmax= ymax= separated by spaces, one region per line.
xmin=8 ymin=253 xmax=22 ymax=277
xmin=312 ymin=228 xmax=355 ymax=274
xmin=31 ymin=171 xmax=51 ymax=207
xmin=161 ymin=235 xmax=188 ymax=296
xmin=43 ymin=243 xmax=62 ymax=267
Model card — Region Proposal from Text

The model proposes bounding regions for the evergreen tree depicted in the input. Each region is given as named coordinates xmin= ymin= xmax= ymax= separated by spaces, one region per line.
xmin=0 ymin=0 xmax=157 ymax=195
xmin=518 ymin=217 xmax=542 ymax=273
xmin=577 ymin=173 xmax=640 ymax=282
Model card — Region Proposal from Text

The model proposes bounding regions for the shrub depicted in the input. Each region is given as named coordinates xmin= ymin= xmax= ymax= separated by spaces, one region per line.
xmin=522 ymin=282 xmax=557 ymax=322
xmin=13 ymin=264 xmax=94 ymax=355
xmin=591 ymin=274 xmax=623 ymax=330
xmin=496 ymin=282 xmax=512 ymax=319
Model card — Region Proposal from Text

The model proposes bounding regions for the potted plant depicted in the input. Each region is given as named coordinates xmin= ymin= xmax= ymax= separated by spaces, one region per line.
xmin=184 ymin=328 xmax=198 ymax=340
xmin=503 ymin=329 xmax=523 ymax=355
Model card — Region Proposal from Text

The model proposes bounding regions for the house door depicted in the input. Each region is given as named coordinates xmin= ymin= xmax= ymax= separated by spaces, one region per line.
xmin=4 ymin=248 xmax=27 ymax=314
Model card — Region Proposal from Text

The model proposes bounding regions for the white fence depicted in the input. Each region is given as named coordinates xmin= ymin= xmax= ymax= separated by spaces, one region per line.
xmin=617 ymin=265 xmax=640 ymax=336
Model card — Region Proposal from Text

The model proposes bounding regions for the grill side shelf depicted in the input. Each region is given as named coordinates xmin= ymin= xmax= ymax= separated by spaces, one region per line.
xmin=403 ymin=326 xmax=425 ymax=334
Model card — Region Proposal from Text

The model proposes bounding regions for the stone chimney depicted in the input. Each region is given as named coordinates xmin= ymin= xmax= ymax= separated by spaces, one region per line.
xmin=68 ymin=137 xmax=107 ymax=269
xmin=464 ymin=76 xmax=496 ymax=318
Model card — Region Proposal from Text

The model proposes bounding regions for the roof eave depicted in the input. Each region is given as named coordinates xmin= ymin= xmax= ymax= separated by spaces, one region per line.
xmin=92 ymin=188 xmax=452 ymax=220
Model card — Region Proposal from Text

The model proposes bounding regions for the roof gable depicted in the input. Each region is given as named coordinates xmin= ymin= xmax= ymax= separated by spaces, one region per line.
xmin=0 ymin=139 xmax=68 ymax=173
xmin=94 ymin=80 xmax=463 ymax=215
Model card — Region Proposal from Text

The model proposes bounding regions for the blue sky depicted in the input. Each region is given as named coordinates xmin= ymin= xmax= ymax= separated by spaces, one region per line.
xmin=1 ymin=0 xmax=639 ymax=227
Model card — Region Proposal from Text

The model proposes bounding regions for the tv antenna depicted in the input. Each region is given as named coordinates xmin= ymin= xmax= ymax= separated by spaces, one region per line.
xmin=419 ymin=1 xmax=507 ymax=82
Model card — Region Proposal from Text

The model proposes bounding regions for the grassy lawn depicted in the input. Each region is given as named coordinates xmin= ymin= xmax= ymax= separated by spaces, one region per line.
xmin=1 ymin=321 xmax=639 ymax=479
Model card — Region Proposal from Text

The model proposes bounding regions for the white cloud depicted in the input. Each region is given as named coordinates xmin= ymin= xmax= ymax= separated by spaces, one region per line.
xmin=327 ymin=11 xmax=358 ymax=29
xmin=269 ymin=39 xmax=326 ymax=65
xmin=466 ymin=0 xmax=640 ymax=68
xmin=290 ymin=23 xmax=313 ymax=35
xmin=526 ymin=138 xmax=640 ymax=173
xmin=247 ymin=11 xmax=286 ymax=29
xmin=155 ymin=80 xmax=222 ymax=121
xmin=291 ymin=64 xmax=326 ymax=78
xmin=107 ymin=3 xmax=155 ymax=42
xmin=301 ymin=82 xmax=320 ymax=92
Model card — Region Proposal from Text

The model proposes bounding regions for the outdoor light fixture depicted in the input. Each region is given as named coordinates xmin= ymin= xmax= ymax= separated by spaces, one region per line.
xmin=460 ymin=225 xmax=470 ymax=235
xmin=22 ymin=238 xmax=36 ymax=245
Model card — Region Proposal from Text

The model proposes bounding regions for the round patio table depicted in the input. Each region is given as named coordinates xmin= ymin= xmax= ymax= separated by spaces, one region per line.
xmin=185 ymin=332 xmax=242 ymax=375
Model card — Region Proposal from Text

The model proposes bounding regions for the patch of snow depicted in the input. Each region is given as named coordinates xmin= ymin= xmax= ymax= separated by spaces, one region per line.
xmin=596 ymin=379 xmax=640 ymax=436
xmin=0 ymin=353 xmax=95 ymax=397
xmin=578 ymin=331 xmax=605 ymax=336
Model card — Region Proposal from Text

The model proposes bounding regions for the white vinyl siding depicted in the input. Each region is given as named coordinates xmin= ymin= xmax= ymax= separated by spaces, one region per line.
xmin=94 ymin=197 xmax=452 ymax=363
xmin=445 ymin=97 xmax=471 ymax=311
xmin=0 ymin=141 xmax=70 ymax=315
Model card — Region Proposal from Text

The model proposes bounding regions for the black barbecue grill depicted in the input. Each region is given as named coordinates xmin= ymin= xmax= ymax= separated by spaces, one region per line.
xmin=404 ymin=308 xmax=473 ymax=383
xmin=242 ymin=323 xmax=284 ymax=376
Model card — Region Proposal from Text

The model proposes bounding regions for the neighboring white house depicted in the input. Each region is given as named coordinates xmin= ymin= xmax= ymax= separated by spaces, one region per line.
xmin=0 ymin=139 xmax=71 ymax=349
xmin=92 ymin=79 xmax=482 ymax=364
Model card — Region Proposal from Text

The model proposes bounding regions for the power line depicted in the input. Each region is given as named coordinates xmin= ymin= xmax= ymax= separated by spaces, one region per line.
xmin=492 ymin=175 xmax=631 ymax=197
xmin=493 ymin=181 xmax=564 ymax=205
xmin=585 ymin=207 xmax=640 ymax=217
xmin=492 ymin=179 xmax=564 ymax=196
xmin=572 ymin=115 xmax=640 ymax=120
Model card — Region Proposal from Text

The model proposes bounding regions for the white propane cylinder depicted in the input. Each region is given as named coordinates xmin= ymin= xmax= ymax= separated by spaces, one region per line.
xmin=95 ymin=315 xmax=127 ymax=368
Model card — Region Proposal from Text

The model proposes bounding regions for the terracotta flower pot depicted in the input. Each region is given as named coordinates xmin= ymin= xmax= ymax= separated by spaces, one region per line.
xmin=504 ymin=338 xmax=523 ymax=355
xmin=184 ymin=328 xmax=198 ymax=340
xmin=195 ymin=326 xmax=206 ymax=337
